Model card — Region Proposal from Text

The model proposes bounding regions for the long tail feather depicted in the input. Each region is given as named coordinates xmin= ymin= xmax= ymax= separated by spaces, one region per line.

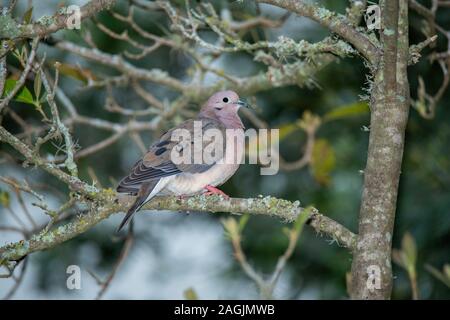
xmin=117 ymin=197 xmax=146 ymax=232
xmin=117 ymin=182 xmax=156 ymax=232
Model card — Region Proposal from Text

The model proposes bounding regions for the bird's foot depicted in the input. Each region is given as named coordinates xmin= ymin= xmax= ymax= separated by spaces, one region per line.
xmin=203 ymin=185 xmax=229 ymax=199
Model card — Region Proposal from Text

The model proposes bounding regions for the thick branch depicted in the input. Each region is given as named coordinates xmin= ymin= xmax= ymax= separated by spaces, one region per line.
xmin=0 ymin=193 xmax=356 ymax=263
xmin=350 ymin=0 xmax=410 ymax=300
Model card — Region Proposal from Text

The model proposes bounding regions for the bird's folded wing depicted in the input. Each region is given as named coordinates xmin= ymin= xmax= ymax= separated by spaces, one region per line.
xmin=117 ymin=117 xmax=226 ymax=194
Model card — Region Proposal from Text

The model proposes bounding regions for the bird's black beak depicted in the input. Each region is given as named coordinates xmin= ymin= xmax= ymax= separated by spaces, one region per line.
xmin=236 ymin=99 xmax=250 ymax=108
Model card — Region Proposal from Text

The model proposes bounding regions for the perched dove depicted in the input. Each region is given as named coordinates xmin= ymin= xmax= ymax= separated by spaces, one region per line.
xmin=116 ymin=90 xmax=248 ymax=231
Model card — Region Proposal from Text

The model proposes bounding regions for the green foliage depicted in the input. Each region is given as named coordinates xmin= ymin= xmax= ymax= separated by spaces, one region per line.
xmin=2 ymin=78 xmax=34 ymax=105
xmin=426 ymin=264 xmax=450 ymax=288
xmin=293 ymin=206 xmax=311 ymax=233
xmin=279 ymin=111 xmax=321 ymax=141
xmin=310 ymin=139 xmax=336 ymax=185
xmin=393 ymin=232 xmax=417 ymax=277
xmin=221 ymin=216 xmax=240 ymax=240
xmin=22 ymin=6 xmax=33 ymax=24
xmin=0 ymin=190 xmax=10 ymax=208
xmin=33 ymin=71 xmax=42 ymax=103
xmin=55 ymin=61 xmax=96 ymax=84
xmin=278 ymin=123 xmax=298 ymax=141
xmin=238 ymin=214 xmax=250 ymax=232
xmin=2 ymin=75 xmax=49 ymax=118
xmin=393 ymin=232 xmax=419 ymax=299
xmin=183 ymin=287 xmax=199 ymax=300
xmin=323 ymin=101 xmax=369 ymax=122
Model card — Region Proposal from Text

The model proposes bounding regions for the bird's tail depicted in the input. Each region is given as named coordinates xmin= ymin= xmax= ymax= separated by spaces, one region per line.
xmin=117 ymin=197 xmax=146 ymax=232
xmin=117 ymin=182 xmax=156 ymax=232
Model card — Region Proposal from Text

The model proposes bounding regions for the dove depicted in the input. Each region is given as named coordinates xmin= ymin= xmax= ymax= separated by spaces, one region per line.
xmin=116 ymin=90 xmax=248 ymax=231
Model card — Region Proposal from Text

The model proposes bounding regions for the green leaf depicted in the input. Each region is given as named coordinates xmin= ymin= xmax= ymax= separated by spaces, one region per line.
xmin=22 ymin=7 xmax=33 ymax=24
xmin=55 ymin=61 xmax=96 ymax=84
xmin=221 ymin=217 xmax=239 ymax=239
xmin=293 ymin=206 xmax=311 ymax=232
xmin=310 ymin=139 xmax=336 ymax=185
xmin=0 ymin=190 xmax=10 ymax=208
xmin=183 ymin=287 xmax=198 ymax=300
xmin=39 ymin=94 xmax=47 ymax=104
xmin=393 ymin=232 xmax=419 ymax=290
xmin=402 ymin=232 xmax=417 ymax=269
xmin=238 ymin=214 xmax=250 ymax=232
xmin=2 ymin=78 xmax=35 ymax=105
xmin=279 ymin=123 xmax=298 ymax=141
xmin=323 ymin=101 xmax=369 ymax=122
xmin=426 ymin=264 xmax=450 ymax=288
xmin=444 ymin=264 xmax=450 ymax=280
xmin=34 ymin=71 xmax=42 ymax=102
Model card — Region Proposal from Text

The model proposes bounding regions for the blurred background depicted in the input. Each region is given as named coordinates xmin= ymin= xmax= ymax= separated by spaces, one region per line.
xmin=0 ymin=0 xmax=449 ymax=299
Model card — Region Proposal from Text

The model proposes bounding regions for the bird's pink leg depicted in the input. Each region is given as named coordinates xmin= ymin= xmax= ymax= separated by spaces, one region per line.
xmin=177 ymin=194 xmax=189 ymax=200
xmin=203 ymin=185 xmax=229 ymax=199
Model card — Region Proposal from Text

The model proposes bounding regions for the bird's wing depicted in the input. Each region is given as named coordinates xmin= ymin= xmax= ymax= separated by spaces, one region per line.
xmin=116 ymin=117 xmax=226 ymax=194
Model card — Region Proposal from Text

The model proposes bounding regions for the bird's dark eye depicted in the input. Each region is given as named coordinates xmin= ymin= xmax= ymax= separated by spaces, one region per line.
xmin=222 ymin=97 xmax=229 ymax=103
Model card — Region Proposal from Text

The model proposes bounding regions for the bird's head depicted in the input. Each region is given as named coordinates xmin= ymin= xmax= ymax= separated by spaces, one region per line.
xmin=200 ymin=90 xmax=248 ymax=127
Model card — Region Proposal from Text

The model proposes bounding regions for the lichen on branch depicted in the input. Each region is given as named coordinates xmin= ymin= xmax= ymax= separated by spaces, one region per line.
xmin=0 ymin=191 xmax=356 ymax=264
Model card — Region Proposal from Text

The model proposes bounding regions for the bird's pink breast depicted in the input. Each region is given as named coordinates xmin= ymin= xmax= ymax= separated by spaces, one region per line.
xmin=164 ymin=129 xmax=245 ymax=195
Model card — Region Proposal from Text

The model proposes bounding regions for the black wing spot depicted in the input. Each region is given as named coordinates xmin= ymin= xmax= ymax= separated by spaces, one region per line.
xmin=155 ymin=147 xmax=167 ymax=156
xmin=156 ymin=140 xmax=170 ymax=147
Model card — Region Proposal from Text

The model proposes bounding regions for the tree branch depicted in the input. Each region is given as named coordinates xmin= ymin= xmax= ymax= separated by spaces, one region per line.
xmin=0 ymin=38 xmax=39 ymax=112
xmin=0 ymin=126 xmax=98 ymax=195
xmin=257 ymin=0 xmax=380 ymax=64
xmin=0 ymin=0 xmax=116 ymax=40
xmin=0 ymin=192 xmax=356 ymax=264
xmin=53 ymin=39 xmax=339 ymax=101
xmin=350 ymin=0 xmax=410 ymax=299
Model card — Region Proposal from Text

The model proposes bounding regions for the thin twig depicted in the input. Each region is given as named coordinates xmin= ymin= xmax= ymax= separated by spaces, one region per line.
xmin=95 ymin=223 xmax=134 ymax=299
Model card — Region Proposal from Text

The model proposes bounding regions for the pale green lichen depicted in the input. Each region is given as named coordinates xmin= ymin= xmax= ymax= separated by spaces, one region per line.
xmin=40 ymin=232 xmax=56 ymax=243
xmin=396 ymin=95 xmax=406 ymax=102
xmin=0 ymin=15 xmax=21 ymax=38
xmin=1 ymin=240 xmax=30 ymax=261
xmin=57 ymin=7 xmax=69 ymax=15
xmin=0 ymin=190 xmax=354 ymax=262
xmin=383 ymin=29 xmax=395 ymax=36
xmin=56 ymin=224 xmax=72 ymax=236
xmin=37 ymin=15 xmax=55 ymax=27
xmin=274 ymin=37 xmax=355 ymax=60
xmin=316 ymin=7 xmax=334 ymax=20
xmin=274 ymin=36 xmax=297 ymax=57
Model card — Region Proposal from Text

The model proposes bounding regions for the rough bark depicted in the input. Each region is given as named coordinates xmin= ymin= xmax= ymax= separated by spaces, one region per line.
xmin=350 ymin=0 xmax=410 ymax=299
